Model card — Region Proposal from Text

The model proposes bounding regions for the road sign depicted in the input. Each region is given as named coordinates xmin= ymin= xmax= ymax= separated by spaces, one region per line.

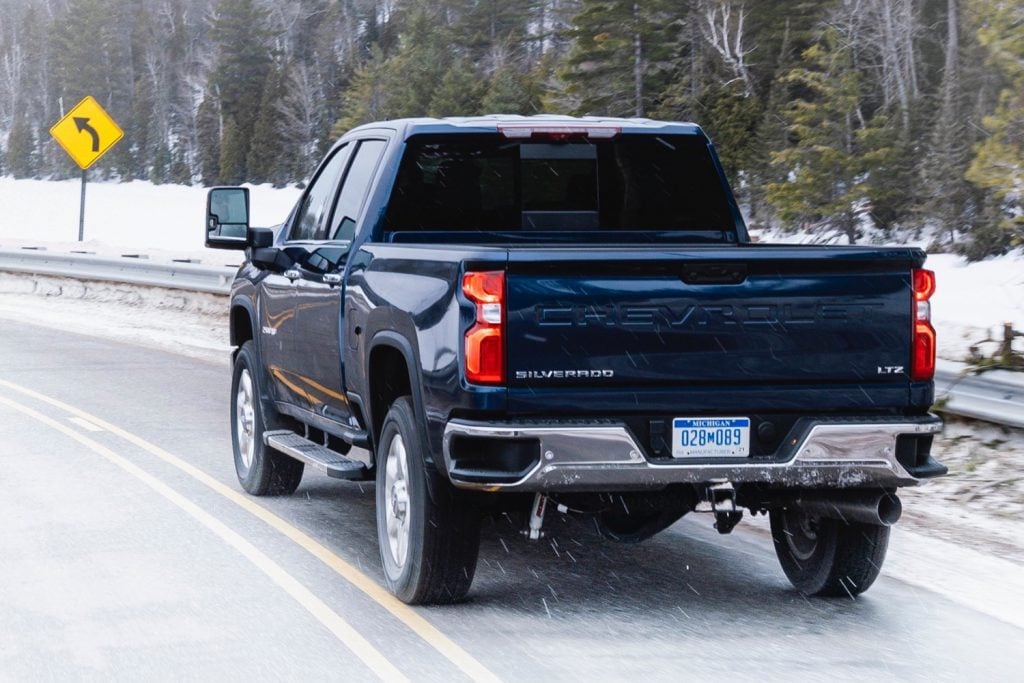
xmin=49 ymin=96 xmax=123 ymax=170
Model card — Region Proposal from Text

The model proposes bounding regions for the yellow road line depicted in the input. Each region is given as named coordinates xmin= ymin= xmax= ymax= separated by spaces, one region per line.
xmin=0 ymin=378 xmax=500 ymax=683
xmin=0 ymin=393 xmax=406 ymax=683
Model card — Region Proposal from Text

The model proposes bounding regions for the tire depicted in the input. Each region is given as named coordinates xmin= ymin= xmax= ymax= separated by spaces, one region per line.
xmin=770 ymin=507 xmax=890 ymax=597
xmin=375 ymin=397 xmax=480 ymax=604
xmin=230 ymin=340 xmax=304 ymax=496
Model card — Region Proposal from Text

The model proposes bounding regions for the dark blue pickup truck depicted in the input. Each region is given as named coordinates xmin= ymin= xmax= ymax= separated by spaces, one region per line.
xmin=205 ymin=116 xmax=944 ymax=604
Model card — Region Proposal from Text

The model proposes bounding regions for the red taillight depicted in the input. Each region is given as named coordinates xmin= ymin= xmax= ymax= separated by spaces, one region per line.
xmin=463 ymin=271 xmax=505 ymax=384
xmin=913 ymin=268 xmax=936 ymax=301
xmin=911 ymin=268 xmax=936 ymax=381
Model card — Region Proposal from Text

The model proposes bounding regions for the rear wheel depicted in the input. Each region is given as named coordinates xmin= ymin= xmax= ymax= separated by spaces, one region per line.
xmin=231 ymin=341 xmax=304 ymax=495
xmin=770 ymin=508 xmax=889 ymax=597
xmin=376 ymin=397 xmax=480 ymax=604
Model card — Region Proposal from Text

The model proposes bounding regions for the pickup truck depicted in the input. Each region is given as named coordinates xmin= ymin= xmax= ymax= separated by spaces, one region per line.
xmin=204 ymin=115 xmax=945 ymax=605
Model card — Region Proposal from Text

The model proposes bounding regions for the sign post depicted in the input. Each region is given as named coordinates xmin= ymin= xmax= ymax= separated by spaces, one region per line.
xmin=49 ymin=96 xmax=124 ymax=241
xmin=78 ymin=170 xmax=87 ymax=242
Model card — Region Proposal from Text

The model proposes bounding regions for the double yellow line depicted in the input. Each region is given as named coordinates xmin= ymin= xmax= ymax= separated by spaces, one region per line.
xmin=0 ymin=378 xmax=499 ymax=683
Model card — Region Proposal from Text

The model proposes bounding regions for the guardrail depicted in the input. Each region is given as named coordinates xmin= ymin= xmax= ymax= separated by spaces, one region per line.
xmin=1 ymin=247 xmax=1022 ymax=428
xmin=0 ymin=248 xmax=236 ymax=294
xmin=935 ymin=360 xmax=1024 ymax=429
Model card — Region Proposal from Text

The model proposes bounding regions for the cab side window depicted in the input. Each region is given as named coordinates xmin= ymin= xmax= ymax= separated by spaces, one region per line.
xmin=327 ymin=139 xmax=387 ymax=241
xmin=289 ymin=144 xmax=352 ymax=241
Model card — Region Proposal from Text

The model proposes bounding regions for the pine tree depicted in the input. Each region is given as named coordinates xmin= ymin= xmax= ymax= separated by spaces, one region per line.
xmin=919 ymin=0 xmax=972 ymax=246
xmin=247 ymin=65 xmax=288 ymax=184
xmin=150 ymin=142 xmax=171 ymax=185
xmin=430 ymin=59 xmax=484 ymax=117
xmin=696 ymin=82 xmax=763 ymax=188
xmin=5 ymin=111 xmax=37 ymax=178
xmin=196 ymin=93 xmax=222 ymax=186
xmin=765 ymin=32 xmax=870 ymax=242
xmin=382 ymin=4 xmax=451 ymax=118
xmin=219 ymin=117 xmax=247 ymax=185
xmin=333 ymin=45 xmax=392 ymax=135
xmin=132 ymin=73 xmax=157 ymax=182
xmin=745 ymin=24 xmax=804 ymax=230
xmin=170 ymin=147 xmax=192 ymax=186
xmin=963 ymin=0 xmax=1024 ymax=255
xmin=481 ymin=63 xmax=530 ymax=114
xmin=210 ymin=0 xmax=274 ymax=182
xmin=558 ymin=0 xmax=674 ymax=116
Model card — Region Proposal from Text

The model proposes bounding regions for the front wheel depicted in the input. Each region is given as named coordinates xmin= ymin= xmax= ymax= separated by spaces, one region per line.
xmin=375 ymin=397 xmax=480 ymax=604
xmin=230 ymin=341 xmax=304 ymax=495
xmin=770 ymin=508 xmax=889 ymax=597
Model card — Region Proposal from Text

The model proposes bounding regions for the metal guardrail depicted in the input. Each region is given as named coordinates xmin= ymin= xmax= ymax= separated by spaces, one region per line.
xmin=1 ymin=247 xmax=1021 ymax=428
xmin=935 ymin=360 xmax=1024 ymax=429
xmin=0 ymin=248 xmax=236 ymax=294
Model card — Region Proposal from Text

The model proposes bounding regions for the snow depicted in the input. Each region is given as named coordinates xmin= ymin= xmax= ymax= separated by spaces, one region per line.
xmin=1 ymin=177 xmax=1022 ymax=362
xmin=0 ymin=176 xmax=302 ymax=262
xmin=928 ymin=253 xmax=1024 ymax=361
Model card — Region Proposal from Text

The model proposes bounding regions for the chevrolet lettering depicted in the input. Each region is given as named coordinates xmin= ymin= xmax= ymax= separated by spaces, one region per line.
xmin=535 ymin=302 xmax=888 ymax=329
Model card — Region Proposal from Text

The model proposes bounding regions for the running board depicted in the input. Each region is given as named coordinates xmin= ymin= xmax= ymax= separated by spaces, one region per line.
xmin=264 ymin=430 xmax=367 ymax=480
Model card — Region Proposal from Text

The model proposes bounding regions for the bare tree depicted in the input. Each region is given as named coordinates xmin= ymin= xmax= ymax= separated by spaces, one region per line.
xmin=840 ymin=0 xmax=920 ymax=130
xmin=698 ymin=0 xmax=754 ymax=96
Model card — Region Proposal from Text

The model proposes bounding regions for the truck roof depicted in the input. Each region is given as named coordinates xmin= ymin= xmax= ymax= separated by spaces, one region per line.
xmin=344 ymin=115 xmax=704 ymax=140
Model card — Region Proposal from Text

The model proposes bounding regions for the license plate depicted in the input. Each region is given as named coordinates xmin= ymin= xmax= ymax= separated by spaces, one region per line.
xmin=672 ymin=417 xmax=750 ymax=458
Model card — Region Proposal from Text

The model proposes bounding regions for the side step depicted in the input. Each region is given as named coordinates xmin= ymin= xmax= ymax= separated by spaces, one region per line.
xmin=264 ymin=430 xmax=367 ymax=480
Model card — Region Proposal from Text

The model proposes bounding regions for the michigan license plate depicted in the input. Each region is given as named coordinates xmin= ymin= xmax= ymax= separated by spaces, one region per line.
xmin=672 ymin=417 xmax=750 ymax=458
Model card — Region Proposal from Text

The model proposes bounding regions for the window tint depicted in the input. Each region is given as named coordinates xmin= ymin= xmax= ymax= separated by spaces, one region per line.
xmin=289 ymin=144 xmax=351 ymax=241
xmin=382 ymin=134 xmax=736 ymax=240
xmin=328 ymin=139 xmax=386 ymax=241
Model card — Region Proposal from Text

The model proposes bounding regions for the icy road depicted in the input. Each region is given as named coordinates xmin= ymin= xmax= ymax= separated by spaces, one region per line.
xmin=1 ymin=319 xmax=1021 ymax=680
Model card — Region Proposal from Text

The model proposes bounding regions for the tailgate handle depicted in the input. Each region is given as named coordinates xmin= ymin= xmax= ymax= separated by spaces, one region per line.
xmin=681 ymin=263 xmax=747 ymax=285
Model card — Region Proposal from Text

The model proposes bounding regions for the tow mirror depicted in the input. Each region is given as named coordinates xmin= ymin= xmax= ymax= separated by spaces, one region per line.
xmin=206 ymin=187 xmax=249 ymax=250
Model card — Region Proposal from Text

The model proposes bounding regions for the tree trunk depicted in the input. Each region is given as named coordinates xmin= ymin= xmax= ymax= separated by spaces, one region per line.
xmin=880 ymin=0 xmax=911 ymax=130
xmin=633 ymin=3 xmax=644 ymax=117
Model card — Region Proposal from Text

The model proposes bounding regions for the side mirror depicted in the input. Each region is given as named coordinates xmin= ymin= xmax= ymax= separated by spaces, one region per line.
xmin=206 ymin=187 xmax=250 ymax=250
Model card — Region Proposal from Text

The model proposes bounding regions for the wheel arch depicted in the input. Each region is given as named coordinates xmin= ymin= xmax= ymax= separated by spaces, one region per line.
xmin=230 ymin=298 xmax=258 ymax=350
xmin=366 ymin=331 xmax=428 ymax=457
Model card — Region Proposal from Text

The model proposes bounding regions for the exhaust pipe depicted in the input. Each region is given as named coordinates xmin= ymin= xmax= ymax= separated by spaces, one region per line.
xmin=797 ymin=492 xmax=902 ymax=527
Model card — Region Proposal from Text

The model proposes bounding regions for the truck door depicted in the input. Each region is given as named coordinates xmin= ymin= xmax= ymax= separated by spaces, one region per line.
xmin=290 ymin=138 xmax=387 ymax=423
xmin=262 ymin=143 xmax=352 ymax=408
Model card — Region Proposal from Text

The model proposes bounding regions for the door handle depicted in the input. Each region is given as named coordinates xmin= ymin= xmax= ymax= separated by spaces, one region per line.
xmin=322 ymin=272 xmax=343 ymax=287
xmin=283 ymin=268 xmax=301 ymax=281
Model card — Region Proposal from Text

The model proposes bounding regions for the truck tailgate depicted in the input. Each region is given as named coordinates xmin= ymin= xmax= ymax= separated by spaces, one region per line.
xmin=505 ymin=246 xmax=923 ymax=391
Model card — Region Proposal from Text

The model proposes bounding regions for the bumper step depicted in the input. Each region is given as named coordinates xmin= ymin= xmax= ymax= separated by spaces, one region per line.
xmin=264 ymin=430 xmax=367 ymax=480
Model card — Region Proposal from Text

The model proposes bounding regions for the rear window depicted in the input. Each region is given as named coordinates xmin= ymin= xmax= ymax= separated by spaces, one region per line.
xmin=382 ymin=133 xmax=736 ymax=242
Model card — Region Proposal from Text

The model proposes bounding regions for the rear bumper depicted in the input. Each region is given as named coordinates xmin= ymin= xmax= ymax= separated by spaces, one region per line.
xmin=441 ymin=415 xmax=945 ymax=492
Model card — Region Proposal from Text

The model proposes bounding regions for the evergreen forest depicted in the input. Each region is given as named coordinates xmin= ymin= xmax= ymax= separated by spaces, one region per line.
xmin=1 ymin=0 xmax=1022 ymax=258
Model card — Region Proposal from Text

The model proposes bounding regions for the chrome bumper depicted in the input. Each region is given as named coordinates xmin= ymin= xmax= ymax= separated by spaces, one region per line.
xmin=441 ymin=416 xmax=944 ymax=492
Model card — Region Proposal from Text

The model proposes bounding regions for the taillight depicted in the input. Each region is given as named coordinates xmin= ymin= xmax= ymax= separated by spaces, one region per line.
xmin=911 ymin=268 xmax=936 ymax=381
xmin=463 ymin=271 xmax=505 ymax=384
